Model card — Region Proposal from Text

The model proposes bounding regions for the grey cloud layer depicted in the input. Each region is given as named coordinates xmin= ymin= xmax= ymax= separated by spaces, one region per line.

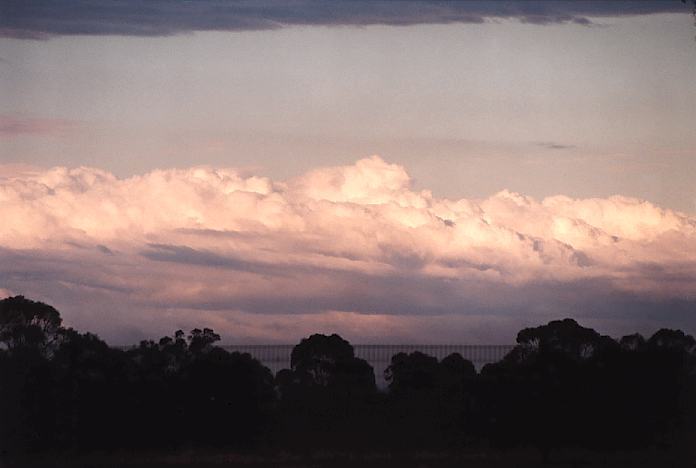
xmin=1 ymin=1 xmax=690 ymax=39
xmin=0 ymin=156 xmax=694 ymax=343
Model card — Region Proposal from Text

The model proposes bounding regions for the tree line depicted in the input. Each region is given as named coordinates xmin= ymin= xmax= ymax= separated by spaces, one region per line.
xmin=1 ymin=295 xmax=695 ymax=459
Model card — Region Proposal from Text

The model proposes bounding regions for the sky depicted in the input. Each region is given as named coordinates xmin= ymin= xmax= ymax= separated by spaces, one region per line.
xmin=1 ymin=1 xmax=695 ymax=344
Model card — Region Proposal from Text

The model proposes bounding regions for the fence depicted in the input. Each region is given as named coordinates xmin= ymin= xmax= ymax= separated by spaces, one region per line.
xmin=223 ymin=344 xmax=515 ymax=387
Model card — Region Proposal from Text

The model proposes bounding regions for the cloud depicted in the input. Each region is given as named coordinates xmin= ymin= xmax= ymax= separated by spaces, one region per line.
xmin=536 ymin=142 xmax=576 ymax=150
xmin=0 ymin=115 xmax=76 ymax=138
xmin=0 ymin=155 xmax=695 ymax=343
xmin=0 ymin=1 xmax=690 ymax=40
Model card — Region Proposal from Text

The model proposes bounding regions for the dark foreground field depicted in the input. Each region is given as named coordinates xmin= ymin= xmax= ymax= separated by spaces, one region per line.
xmin=3 ymin=298 xmax=696 ymax=468
xmin=2 ymin=448 xmax=695 ymax=468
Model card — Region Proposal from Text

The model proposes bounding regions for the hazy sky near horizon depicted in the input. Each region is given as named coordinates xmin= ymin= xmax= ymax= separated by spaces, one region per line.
xmin=1 ymin=2 xmax=695 ymax=343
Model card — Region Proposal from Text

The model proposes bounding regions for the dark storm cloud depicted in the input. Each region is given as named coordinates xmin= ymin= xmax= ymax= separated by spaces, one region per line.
xmin=141 ymin=243 xmax=336 ymax=278
xmin=0 ymin=1 xmax=690 ymax=40
xmin=2 ymin=242 xmax=695 ymax=344
xmin=0 ymin=247 xmax=134 ymax=294
xmin=142 ymin=243 xmax=270 ymax=273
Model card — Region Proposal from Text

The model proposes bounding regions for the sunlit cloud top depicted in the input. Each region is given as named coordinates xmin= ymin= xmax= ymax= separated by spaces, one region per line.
xmin=1 ymin=156 xmax=694 ymax=344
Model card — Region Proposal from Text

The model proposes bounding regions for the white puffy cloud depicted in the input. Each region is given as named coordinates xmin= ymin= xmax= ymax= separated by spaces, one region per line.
xmin=1 ymin=155 xmax=694 ymax=343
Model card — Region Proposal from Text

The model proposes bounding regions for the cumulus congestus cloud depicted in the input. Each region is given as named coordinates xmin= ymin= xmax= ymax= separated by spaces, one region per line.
xmin=1 ymin=156 xmax=694 ymax=344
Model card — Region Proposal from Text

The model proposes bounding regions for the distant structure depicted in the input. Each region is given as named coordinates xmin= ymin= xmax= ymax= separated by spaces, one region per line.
xmin=223 ymin=344 xmax=515 ymax=387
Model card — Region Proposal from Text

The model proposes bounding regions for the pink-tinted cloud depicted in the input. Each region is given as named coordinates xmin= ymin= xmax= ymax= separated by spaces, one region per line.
xmin=0 ymin=156 xmax=694 ymax=343
xmin=0 ymin=115 xmax=77 ymax=137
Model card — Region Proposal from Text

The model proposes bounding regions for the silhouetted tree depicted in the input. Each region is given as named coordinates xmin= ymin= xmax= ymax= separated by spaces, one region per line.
xmin=50 ymin=328 xmax=130 ymax=449
xmin=126 ymin=327 xmax=274 ymax=448
xmin=479 ymin=319 xmax=620 ymax=459
xmin=276 ymin=333 xmax=377 ymax=449
xmin=386 ymin=351 xmax=439 ymax=394
xmin=384 ymin=351 xmax=477 ymax=448
xmin=3 ymin=296 xmax=695 ymax=460
xmin=480 ymin=319 xmax=696 ymax=461
xmin=383 ymin=351 xmax=440 ymax=447
xmin=619 ymin=332 xmax=646 ymax=351
xmin=184 ymin=347 xmax=275 ymax=446
xmin=287 ymin=334 xmax=365 ymax=387
xmin=438 ymin=353 xmax=477 ymax=443
xmin=188 ymin=327 xmax=221 ymax=354
xmin=0 ymin=296 xmax=62 ymax=355
xmin=514 ymin=317 xmax=618 ymax=360
xmin=0 ymin=296 xmax=62 ymax=451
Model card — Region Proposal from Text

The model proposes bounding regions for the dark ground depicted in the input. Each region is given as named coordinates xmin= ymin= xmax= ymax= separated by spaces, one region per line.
xmin=1 ymin=448 xmax=694 ymax=468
